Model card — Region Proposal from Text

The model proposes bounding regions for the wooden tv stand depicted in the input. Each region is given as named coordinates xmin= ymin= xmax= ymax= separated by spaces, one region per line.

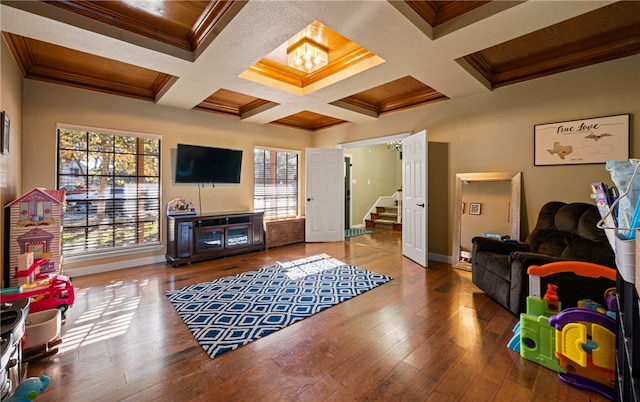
xmin=166 ymin=211 xmax=265 ymax=267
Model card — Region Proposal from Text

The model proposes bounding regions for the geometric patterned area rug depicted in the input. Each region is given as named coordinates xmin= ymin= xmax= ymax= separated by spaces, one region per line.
xmin=165 ymin=254 xmax=392 ymax=359
xmin=345 ymin=228 xmax=374 ymax=238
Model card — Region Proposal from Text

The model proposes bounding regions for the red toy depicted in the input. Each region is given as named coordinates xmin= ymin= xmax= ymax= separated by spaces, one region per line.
xmin=0 ymin=259 xmax=75 ymax=318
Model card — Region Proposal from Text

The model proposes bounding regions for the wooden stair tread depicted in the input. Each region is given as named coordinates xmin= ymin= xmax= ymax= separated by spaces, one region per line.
xmin=369 ymin=203 xmax=401 ymax=231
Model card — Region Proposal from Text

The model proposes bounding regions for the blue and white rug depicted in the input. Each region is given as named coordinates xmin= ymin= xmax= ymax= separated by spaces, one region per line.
xmin=345 ymin=228 xmax=374 ymax=238
xmin=165 ymin=254 xmax=392 ymax=359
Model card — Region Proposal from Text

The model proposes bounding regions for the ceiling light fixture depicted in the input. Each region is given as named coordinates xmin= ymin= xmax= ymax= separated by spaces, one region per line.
xmin=287 ymin=38 xmax=328 ymax=73
xmin=387 ymin=141 xmax=402 ymax=152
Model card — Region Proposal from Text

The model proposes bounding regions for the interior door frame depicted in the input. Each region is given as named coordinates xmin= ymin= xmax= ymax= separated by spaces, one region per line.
xmin=344 ymin=154 xmax=352 ymax=229
xmin=337 ymin=131 xmax=413 ymax=229
xmin=337 ymin=132 xmax=412 ymax=151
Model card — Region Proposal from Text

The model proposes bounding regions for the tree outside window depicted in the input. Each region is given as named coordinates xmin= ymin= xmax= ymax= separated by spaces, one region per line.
xmin=57 ymin=126 xmax=161 ymax=255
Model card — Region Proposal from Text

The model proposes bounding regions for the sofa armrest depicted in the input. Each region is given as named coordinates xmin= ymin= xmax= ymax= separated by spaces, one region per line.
xmin=507 ymin=252 xmax=569 ymax=315
xmin=471 ymin=236 xmax=529 ymax=255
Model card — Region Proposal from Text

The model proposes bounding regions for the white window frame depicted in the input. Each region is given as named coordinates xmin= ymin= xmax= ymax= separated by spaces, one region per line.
xmin=254 ymin=146 xmax=300 ymax=221
xmin=56 ymin=123 xmax=161 ymax=258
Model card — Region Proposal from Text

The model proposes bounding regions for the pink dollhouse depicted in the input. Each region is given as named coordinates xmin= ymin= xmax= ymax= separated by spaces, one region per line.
xmin=5 ymin=188 xmax=66 ymax=287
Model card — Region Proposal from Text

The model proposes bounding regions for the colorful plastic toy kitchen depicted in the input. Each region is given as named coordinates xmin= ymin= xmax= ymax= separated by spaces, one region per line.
xmin=508 ymin=261 xmax=617 ymax=400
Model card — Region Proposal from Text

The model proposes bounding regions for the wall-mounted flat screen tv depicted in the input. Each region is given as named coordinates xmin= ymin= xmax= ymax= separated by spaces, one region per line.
xmin=175 ymin=143 xmax=243 ymax=184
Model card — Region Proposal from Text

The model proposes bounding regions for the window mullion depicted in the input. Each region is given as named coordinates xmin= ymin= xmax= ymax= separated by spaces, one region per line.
xmin=57 ymin=127 xmax=160 ymax=256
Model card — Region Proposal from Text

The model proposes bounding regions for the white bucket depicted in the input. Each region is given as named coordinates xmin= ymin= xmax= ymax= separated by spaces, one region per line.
xmin=615 ymin=237 xmax=636 ymax=283
xmin=24 ymin=309 xmax=61 ymax=350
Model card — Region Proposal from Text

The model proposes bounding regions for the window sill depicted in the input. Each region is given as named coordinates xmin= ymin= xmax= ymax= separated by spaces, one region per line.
xmin=64 ymin=243 xmax=163 ymax=264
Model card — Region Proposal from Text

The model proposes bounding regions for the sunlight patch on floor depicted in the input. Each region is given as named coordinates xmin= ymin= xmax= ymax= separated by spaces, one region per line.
xmin=58 ymin=280 xmax=147 ymax=353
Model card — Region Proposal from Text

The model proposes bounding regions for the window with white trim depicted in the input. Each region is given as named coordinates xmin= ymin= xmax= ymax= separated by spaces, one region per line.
xmin=254 ymin=147 xmax=299 ymax=220
xmin=57 ymin=125 xmax=161 ymax=256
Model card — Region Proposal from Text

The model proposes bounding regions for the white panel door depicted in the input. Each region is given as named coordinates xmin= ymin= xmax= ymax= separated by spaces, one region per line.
xmin=402 ymin=130 xmax=428 ymax=267
xmin=305 ymin=148 xmax=344 ymax=242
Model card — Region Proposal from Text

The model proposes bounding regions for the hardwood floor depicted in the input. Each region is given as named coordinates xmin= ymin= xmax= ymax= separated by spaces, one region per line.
xmin=27 ymin=229 xmax=608 ymax=401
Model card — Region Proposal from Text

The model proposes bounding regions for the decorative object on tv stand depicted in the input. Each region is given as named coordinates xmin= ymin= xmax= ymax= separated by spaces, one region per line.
xmin=166 ymin=198 xmax=196 ymax=217
xmin=534 ymin=113 xmax=630 ymax=166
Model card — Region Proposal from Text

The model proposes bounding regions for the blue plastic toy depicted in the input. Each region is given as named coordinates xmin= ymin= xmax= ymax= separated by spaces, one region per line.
xmin=4 ymin=375 xmax=50 ymax=401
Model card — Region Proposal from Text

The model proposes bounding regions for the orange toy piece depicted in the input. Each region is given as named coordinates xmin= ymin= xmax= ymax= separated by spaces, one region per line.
xmin=528 ymin=261 xmax=616 ymax=281
xmin=543 ymin=283 xmax=560 ymax=313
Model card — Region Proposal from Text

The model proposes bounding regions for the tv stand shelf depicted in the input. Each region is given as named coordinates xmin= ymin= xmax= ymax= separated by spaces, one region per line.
xmin=166 ymin=211 xmax=265 ymax=267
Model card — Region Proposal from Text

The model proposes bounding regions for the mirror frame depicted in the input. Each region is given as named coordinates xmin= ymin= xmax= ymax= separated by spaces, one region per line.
xmin=452 ymin=171 xmax=522 ymax=271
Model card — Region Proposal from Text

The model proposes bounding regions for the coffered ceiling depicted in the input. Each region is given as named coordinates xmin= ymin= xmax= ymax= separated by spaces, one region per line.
xmin=2 ymin=1 xmax=639 ymax=132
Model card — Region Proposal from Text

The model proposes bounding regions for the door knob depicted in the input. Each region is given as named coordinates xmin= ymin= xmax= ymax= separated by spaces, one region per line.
xmin=417 ymin=203 xmax=425 ymax=208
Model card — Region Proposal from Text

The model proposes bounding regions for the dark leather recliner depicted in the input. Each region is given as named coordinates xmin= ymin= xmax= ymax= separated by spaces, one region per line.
xmin=471 ymin=201 xmax=616 ymax=315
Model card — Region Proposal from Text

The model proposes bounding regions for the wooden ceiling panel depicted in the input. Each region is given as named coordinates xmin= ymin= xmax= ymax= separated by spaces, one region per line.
xmin=405 ymin=1 xmax=490 ymax=27
xmin=43 ymin=0 xmax=237 ymax=51
xmin=2 ymin=33 xmax=172 ymax=101
xmin=271 ymin=111 xmax=347 ymax=132
xmin=195 ymin=89 xmax=276 ymax=117
xmin=462 ymin=1 xmax=640 ymax=89
xmin=335 ymin=76 xmax=448 ymax=116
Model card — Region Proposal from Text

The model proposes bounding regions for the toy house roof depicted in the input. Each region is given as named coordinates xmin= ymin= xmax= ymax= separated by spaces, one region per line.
xmin=6 ymin=188 xmax=66 ymax=207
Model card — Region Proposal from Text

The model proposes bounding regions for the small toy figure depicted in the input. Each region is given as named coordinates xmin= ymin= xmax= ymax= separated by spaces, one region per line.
xmin=4 ymin=375 xmax=50 ymax=401
xmin=543 ymin=283 xmax=560 ymax=313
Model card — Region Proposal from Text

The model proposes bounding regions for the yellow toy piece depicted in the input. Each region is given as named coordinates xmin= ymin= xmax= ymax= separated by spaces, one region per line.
xmin=591 ymin=324 xmax=615 ymax=371
xmin=556 ymin=322 xmax=587 ymax=367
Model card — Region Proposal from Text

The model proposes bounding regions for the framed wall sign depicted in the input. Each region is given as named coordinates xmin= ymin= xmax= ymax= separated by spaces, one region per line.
xmin=534 ymin=113 xmax=630 ymax=166
xmin=469 ymin=203 xmax=481 ymax=215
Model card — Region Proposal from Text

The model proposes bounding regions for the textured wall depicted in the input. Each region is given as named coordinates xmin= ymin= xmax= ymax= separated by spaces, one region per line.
xmin=0 ymin=38 xmax=23 ymax=286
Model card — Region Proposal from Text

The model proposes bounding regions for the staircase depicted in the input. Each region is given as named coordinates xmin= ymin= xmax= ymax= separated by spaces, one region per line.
xmin=365 ymin=205 xmax=402 ymax=231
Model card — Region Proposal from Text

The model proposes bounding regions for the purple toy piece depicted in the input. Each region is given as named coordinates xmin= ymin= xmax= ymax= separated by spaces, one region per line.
xmin=548 ymin=307 xmax=615 ymax=332
xmin=604 ymin=288 xmax=616 ymax=312
xmin=558 ymin=372 xmax=614 ymax=401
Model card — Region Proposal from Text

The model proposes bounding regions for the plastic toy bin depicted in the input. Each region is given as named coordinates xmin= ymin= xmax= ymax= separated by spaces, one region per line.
xmin=24 ymin=309 xmax=61 ymax=350
xmin=614 ymin=237 xmax=636 ymax=284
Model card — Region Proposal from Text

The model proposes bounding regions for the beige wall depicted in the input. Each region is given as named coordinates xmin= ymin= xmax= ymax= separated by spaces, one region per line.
xmin=0 ymin=38 xmax=23 ymax=287
xmin=20 ymin=80 xmax=314 ymax=274
xmin=316 ymin=55 xmax=640 ymax=257
xmin=348 ymin=144 xmax=401 ymax=226
xmin=3 ymin=43 xmax=639 ymax=275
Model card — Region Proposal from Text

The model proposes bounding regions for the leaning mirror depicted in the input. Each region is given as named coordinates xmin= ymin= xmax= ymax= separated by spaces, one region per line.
xmin=453 ymin=172 xmax=522 ymax=271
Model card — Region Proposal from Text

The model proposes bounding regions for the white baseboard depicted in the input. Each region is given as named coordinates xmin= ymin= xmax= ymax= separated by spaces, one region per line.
xmin=64 ymin=251 xmax=453 ymax=277
xmin=428 ymin=252 xmax=451 ymax=264
xmin=65 ymin=254 xmax=166 ymax=277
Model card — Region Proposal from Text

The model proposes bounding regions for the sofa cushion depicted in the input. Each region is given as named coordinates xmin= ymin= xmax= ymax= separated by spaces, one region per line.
xmin=474 ymin=251 xmax=510 ymax=281
xmin=526 ymin=202 xmax=615 ymax=267
xmin=536 ymin=232 xmax=573 ymax=256
xmin=472 ymin=254 xmax=511 ymax=310
xmin=560 ymin=237 xmax=615 ymax=266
